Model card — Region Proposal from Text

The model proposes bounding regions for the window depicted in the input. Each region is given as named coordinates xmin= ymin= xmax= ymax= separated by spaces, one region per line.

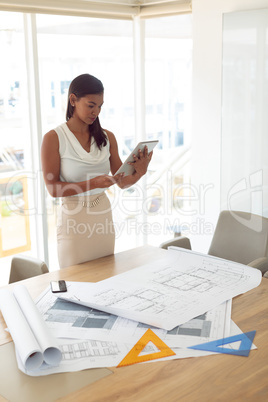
xmin=0 ymin=12 xmax=37 ymax=281
xmin=36 ymin=15 xmax=135 ymax=266
xmin=0 ymin=10 xmax=192 ymax=282
xmin=144 ymin=15 xmax=193 ymax=247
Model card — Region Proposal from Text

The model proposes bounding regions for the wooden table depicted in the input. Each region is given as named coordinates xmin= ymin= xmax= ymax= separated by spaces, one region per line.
xmin=0 ymin=246 xmax=268 ymax=401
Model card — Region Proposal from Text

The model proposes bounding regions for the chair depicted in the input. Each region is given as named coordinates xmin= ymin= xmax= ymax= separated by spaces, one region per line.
xmin=160 ymin=210 xmax=268 ymax=276
xmin=9 ymin=254 xmax=49 ymax=284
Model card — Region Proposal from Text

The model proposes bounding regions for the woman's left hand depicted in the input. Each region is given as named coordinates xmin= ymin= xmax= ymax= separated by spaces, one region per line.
xmin=128 ymin=146 xmax=153 ymax=178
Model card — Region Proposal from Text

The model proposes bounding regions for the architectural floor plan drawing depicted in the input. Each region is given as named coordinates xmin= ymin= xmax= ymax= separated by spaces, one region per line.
xmin=58 ymin=248 xmax=261 ymax=330
xmin=24 ymin=286 xmax=232 ymax=376
xmin=36 ymin=286 xmax=231 ymax=348
xmin=60 ymin=339 xmax=120 ymax=360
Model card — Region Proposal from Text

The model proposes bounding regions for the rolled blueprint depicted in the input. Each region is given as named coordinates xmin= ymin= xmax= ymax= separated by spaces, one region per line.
xmin=13 ymin=285 xmax=62 ymax=366
xmin=0 ymin=284 xmax=62 ymax=371
xmin=0 ymin=288 xmax=43 ymax=370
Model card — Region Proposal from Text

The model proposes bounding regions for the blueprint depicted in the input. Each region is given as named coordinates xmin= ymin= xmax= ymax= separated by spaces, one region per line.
xmin=20 ymin=318 xmax=255 ymax=376
xmin=58 ymin=248 xmax=261 ymax=330
xmin=36 ymin=286 xmax=231 ymax=348
xmin=26 ymin=279 xmax=257 ymax=377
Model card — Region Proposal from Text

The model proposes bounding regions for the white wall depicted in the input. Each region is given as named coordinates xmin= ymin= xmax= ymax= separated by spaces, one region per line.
xmin=191 ymin=0 xmax=268 ymax=252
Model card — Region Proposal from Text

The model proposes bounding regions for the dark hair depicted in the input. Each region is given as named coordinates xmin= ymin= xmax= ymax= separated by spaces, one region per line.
xmin=66 ymin=73 xmax=107 ymax=149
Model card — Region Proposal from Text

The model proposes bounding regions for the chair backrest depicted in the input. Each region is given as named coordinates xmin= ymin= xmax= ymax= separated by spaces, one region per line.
xmin=9 ymin=254 xmax=49 ymax=284
xmin=208 ymin=210 xmax=268 ymax=265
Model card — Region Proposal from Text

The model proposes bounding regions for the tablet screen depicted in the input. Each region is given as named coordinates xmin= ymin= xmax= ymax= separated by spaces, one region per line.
xmin=115 ymin=140 xmax=158 ymax=176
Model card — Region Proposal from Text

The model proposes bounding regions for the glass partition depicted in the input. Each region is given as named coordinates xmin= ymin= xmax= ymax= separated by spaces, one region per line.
xmin=221 ymin=9 xmax=268 ymax=218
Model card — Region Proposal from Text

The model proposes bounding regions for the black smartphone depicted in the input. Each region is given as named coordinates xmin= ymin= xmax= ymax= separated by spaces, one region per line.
xmin=50 ymin=280 xmax=67 ymax=293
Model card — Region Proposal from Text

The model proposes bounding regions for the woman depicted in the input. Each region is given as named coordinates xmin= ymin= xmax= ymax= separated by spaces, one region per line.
xmin=41 ymin=73 xmax=152 ymax=268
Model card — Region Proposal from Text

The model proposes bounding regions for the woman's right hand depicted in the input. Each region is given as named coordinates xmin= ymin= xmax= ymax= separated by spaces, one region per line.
xmin=91 ymin=173 xmax=124 ymax=189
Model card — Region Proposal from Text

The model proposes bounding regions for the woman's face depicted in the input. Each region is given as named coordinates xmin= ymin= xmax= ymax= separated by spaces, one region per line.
xmin=71 ymin=93 xmax=104 ymax=125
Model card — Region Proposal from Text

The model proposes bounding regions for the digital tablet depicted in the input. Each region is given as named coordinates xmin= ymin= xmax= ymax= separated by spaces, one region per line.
xmin=115 ymin=140 xmax=159 ymax=176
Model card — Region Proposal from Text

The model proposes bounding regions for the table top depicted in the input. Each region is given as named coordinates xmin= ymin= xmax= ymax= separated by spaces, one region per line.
xmin=1 ymin=246 xmax=268 ymax=401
